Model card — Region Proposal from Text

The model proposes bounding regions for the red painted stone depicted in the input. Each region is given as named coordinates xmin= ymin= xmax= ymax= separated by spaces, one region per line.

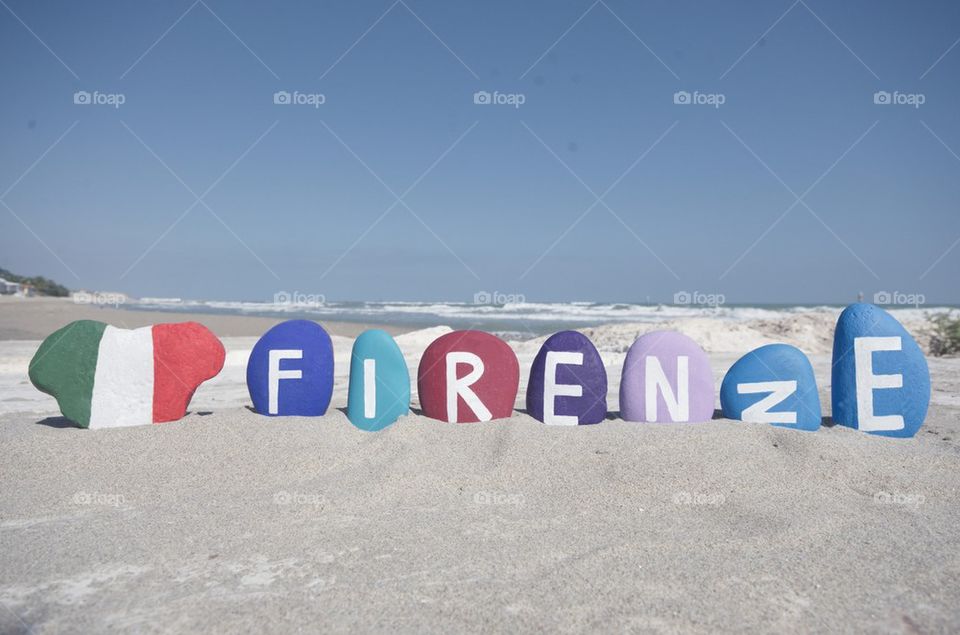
xmin=152 ymin=322 xmax=225 ymax=422
xmin=417 ymin=330 xmax=519 ymax=423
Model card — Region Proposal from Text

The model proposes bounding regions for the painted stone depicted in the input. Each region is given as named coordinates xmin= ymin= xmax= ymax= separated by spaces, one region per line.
xmin=417 ymin=330 xmax=519 ymax=423
xmin=29 ymin=320 xmax=225 ymax=429
xmin=246 ymin=320 xmax=334 ymax=416
xmin=347 ymin=329 xmax=410 ymax=431
xmin=526 ymin=330 xmax=607 ymax=425
xmin=619 ymin=330 xmax=714 ymax=423
xmin=831 ymin=303 xmax=930 ymax=438
xmin=720 ymin=344 xmax=821 ymax=431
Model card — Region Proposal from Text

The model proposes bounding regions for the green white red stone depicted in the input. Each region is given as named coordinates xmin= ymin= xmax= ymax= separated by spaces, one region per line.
xmin=29 ymin=320 xmax=225 ymax=429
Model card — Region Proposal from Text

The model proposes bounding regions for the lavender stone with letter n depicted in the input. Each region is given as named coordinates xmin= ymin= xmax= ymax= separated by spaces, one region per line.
xmin=831 ymin=303 xmax=930 ymax=438
xmin=619 ymin=330 xmax=714 ymax=423
xmin=526 ymin=330 xmax=607 ymax=425
xmin=720 ymin=343 xmax=821 ymax=431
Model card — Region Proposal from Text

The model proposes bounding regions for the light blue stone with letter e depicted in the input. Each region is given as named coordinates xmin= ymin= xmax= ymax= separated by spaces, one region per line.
xmin=831 ymin=303 xmax=930 ymax=438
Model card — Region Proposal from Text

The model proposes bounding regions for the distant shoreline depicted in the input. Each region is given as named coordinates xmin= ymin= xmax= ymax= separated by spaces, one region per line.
xmin=2 ymin=294 xmax=953 ymax=341
xmin=85 ymin=295 xmax=958 ymax=339
xmin=0 ymin=296 xmax=409 ymax=340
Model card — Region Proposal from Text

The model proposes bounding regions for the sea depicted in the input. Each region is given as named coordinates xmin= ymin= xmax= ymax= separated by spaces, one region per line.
xmin=121 ymin=298 xmax=948 ymax=339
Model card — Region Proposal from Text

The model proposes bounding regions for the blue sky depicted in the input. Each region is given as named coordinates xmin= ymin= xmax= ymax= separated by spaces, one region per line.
xmin=1 ymin=0 xmax=959 ymax=304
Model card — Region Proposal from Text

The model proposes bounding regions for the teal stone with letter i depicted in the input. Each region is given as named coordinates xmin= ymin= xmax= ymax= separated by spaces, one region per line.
xmin=347 ymin=329 xmax=410 ymax=431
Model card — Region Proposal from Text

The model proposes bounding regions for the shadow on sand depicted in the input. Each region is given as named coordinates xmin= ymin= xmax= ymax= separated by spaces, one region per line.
xmin=35 ymin=416 xmax=79 ymax=429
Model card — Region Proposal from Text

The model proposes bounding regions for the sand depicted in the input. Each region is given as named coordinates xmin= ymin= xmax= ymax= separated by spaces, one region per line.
xmin=1 ymin=300 xmax=959 ymax=632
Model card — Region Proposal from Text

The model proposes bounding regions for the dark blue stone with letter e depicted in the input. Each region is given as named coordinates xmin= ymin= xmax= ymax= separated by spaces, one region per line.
xmin=526 ymin=330 xmax=607 ymax=425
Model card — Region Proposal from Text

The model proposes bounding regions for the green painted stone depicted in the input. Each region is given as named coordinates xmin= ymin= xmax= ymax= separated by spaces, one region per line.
xmin=28 ymin=320 xmax=106 ymax=428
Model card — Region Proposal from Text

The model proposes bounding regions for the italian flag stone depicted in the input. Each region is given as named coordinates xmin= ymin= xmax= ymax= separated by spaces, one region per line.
xmin=28 ymin=320 xmax=225 ymax=429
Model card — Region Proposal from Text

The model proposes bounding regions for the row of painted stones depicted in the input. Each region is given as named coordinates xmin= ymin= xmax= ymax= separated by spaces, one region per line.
xmin=28 ymin=303 xmax=929 ymax=437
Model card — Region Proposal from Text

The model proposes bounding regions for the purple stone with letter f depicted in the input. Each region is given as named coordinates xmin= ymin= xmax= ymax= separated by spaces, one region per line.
xmin=619 ymin=330 xmax=714 ymax=422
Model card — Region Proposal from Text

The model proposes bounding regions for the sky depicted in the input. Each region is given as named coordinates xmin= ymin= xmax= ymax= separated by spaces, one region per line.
xmin=1 ymin=0 xmax=959 ymax=305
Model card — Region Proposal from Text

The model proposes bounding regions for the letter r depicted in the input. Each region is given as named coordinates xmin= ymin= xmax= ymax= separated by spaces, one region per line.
xmin=446 ymin=352 xmax=492 ymax=422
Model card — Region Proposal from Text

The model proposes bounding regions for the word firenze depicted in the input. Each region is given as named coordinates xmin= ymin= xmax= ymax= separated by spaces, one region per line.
xmin=29 ymin=304 xmax=930 ymax=438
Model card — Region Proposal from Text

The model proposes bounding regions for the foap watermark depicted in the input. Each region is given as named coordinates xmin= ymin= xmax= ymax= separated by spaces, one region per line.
xmin=274 ymin=491 xmax=326 ymax=507
xmin=72 ymin=491 xmax=126 ymax=507
xmin=672 ymin=491 xmax=725 ymax=506
xmin=273 ymin=90 xmax=326 ymax=108
xmin=873 ymin=291 xmax=925 ymax=307
xmin=873 ymin=90 xmax=925 ymax=108
xmin=274 ymin=290 xmax=325 ymax=308
xmin=673 ymin=90 xmax=725 ymax=108
xmin=73 ymin=90 xmax=125 ymax=109
xmin=474 ymin=490 xmax=525 ymax=506
xmin=473 ymin=291 xmax=525 ymax=305
xmin=874 ymin=491 xmax=925 ymax=508
xmin=73 ymin=291 xmax=126 ymax=308
xmin=673 ymin=290 xmax=725 ymax=308
xmin=473 ymin=90 xmax=526 ymax=109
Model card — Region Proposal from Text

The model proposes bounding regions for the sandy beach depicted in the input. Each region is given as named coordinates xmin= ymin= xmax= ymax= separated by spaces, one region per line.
xmin=1 ymin=298 xmax=959 ymax=632
xmin=5 ymin=0 xmax=959 ymax=630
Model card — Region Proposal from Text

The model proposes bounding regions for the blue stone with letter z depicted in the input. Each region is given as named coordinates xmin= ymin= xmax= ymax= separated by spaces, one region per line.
xmin=720 ymin=343 xmax=821 ymax=431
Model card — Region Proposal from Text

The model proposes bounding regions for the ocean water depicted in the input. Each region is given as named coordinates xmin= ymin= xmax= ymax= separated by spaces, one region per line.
xmin=122 ymin=299 xmax=949 ymax=339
